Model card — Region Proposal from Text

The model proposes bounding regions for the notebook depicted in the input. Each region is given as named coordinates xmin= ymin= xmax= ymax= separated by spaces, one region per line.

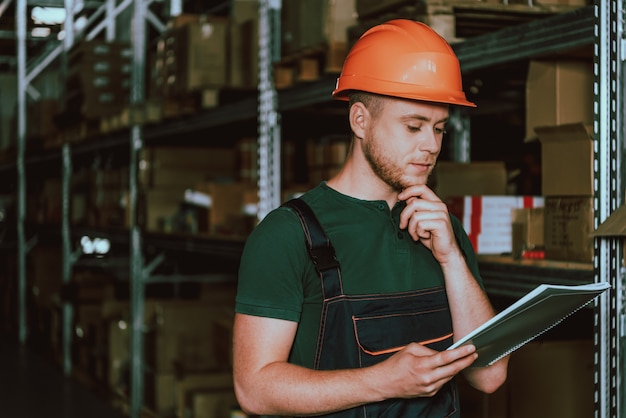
xmin=447 ymin=282 xmax=611 ymax=367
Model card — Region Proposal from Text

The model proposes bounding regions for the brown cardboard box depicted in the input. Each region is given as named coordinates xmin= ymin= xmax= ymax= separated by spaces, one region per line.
xmin=446 ymin=195 xmax=544 ymax=255
xmin=508 ymin=340 xmax=594 ymax=418
xmin=163 ymin=18 xmax=229 ymax=96
xmin=544 ymin=196 xmax=594 ymax=263
xmin=139 ymin=146 xmax=237 ymax=188
xmin=230 ymin=0 xmax=259 ymax=88
xmin=592 ymin=203 xmax=626 ymax=265
xmin=124 ymin=188 xmax=184 ymax=231
xmin=432 ymin=161 xmax=507 ymax=201
xmin=281 ymin=0 xmax=356 ymax=55
xmin=526 ymin=59 xmax=593 ymax=140
xmin=194 ymin=181 xmax=257 ymax=236
xmin=536 ymin=123 xmax=593 ymax=196
xmin=512 ymin=207 xmax=544 ymax=259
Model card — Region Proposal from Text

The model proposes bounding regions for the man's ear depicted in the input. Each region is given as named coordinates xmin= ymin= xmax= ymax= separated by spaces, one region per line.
xmin=349 ymin=102 xmax=368 ymax=139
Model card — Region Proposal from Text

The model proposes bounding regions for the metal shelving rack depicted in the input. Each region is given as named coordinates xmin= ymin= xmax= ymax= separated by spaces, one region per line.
xmin=8 ymin=0 xmax=624 ymax=417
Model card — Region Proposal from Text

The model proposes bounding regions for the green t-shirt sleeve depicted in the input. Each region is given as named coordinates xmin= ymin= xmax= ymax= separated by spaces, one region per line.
xmin=235 ymin=207 xmax=309 ymax=322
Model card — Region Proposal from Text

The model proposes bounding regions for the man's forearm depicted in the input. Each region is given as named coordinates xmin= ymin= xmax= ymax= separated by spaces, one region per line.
xmin=236 ymin=361 xmax=384 ymax=416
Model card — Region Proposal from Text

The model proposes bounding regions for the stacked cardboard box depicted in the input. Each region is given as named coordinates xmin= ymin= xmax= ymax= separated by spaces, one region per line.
xmin=525 ymin=59 xmax=594 ymax=140
xmin=276 ymin=0 xmax=356 ymax=87
xmin=447 ymin=196 xmax=544 ymax=255
xmin=104 ymin=282 xmax=237 ymax=415
xmin=349 ymin=0 xmax=457 ymax=48
xmin=152 ymin=16 xmax=229 ymax=99
xmin=64 ymin=40 xmax=132 ymax=119
xmin=536 ymin=123 xmax=594 ymax=263
xmin=128 ymin=145 xmax=237 ymax=233
xmin=230 ymin=0 xmax=260 ymax=89
xmin=525 ymin=58 xmax=595 ymax=264
xmin=433 ymin=161 xmax=508 ymax=202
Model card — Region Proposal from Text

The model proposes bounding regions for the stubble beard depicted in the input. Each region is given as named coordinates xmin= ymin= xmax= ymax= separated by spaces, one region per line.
xmin=362 ymin=134 xmax=430 ymax=192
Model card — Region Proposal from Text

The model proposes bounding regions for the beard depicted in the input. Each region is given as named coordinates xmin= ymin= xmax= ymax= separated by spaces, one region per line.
xmin=362 ymin=133 xmax=431 ymax=191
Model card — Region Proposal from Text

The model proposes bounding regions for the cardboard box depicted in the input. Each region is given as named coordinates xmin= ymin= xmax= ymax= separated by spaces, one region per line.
xmin=139 ymin=146 xmax=237 ymax=187
xmin=194 ymin=181 xmax=258 ymax=236
xmin=281 ymin=0 xmax=356 ymax=55
xmin=512 ymin=207 xmax=544 ymax=259
xmin=124 ymin=187 xmax=183 ymax=231
xmin=230 ymin=0 xmax=259 ymax=88
xmin=536 ymin=123 xmax=593 ymax=196
xmin=163 ymin=18 xmax=229 ymax=96
xmin=592 ymin=203 xmax=626 ymax=265
xmin=433 ymin=161 xmax=507 ymax=201
xmin=447 ymin=196 xmax=544 ymax=255
xmin=526 ymin=59 xmax=593 ymax=140
xmin=508 ymin=340 xmax=594 ymax=418
xmin=544 ymin=196 xmax=594 ymax=263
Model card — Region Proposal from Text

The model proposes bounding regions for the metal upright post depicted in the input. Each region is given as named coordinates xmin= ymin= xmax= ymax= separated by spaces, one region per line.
xmin=61 ymin=0 xmax=77 ymax=378
xmin=129 ymin=0 xmax=147 ymax=416
xmin=61 ymin=144 xmax=76 ymax=376
xmin=15 ymin=0 xmax=27 ymax=345
xmin=257 ymin=0 xmax=282 ymax=220
xmin=593 ymin=0 xmax=623 ymax=416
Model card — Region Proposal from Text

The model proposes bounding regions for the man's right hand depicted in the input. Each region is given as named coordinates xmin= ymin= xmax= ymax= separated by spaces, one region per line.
xmin=372 ymin=342 xmax=477 ymax=399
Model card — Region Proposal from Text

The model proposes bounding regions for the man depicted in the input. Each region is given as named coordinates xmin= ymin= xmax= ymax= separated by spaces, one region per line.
xmin=233 ymin=19 xmax=508 ymax=417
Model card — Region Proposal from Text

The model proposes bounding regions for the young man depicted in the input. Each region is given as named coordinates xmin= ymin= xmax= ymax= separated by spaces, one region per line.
xmin=233 ymin=19 xmax=508 ymax=417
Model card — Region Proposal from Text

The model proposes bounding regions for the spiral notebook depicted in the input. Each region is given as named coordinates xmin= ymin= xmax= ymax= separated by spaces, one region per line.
xmin=447 ymin=282 xmax=611 ymax=367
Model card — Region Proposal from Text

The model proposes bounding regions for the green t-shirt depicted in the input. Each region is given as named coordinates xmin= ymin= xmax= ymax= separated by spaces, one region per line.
xmin=235 ymin=182 xmax=483 ymax=368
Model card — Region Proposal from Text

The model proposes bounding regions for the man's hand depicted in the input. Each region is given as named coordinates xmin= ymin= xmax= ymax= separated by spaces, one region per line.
xmin=373 ymin=342 xmax=478 ymax=399
xmin=398 ymin=185 xmax=459 ymax=264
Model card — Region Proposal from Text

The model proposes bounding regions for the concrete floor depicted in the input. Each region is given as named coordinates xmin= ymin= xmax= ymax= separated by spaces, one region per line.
xmin=0 ymin=334 xmax=126 ymax=418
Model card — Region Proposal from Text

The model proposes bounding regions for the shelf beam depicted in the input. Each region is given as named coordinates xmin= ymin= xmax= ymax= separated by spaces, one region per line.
xmin=453 ymin=5 xmax=595 ymax=72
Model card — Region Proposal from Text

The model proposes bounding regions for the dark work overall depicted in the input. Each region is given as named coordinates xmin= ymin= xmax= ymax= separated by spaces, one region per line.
xmin=284 ymin=199 xmax=461 ymax=418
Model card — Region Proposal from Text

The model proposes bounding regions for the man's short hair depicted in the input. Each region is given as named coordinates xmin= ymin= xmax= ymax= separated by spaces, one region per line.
xmin=348 ymin=91 xmax=384 ymax=118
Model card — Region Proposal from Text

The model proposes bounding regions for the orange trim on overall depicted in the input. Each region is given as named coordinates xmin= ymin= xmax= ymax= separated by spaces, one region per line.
xmin=360 ymin=332 xmax=455 ymax=356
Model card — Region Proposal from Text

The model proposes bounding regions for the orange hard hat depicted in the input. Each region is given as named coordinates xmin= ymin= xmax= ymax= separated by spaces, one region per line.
xmin=332 ymin=19 xmax=475 ymax=107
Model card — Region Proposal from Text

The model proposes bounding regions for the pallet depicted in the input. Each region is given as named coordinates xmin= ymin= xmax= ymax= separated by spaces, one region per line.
xmin=274 ymin=41 xmax=348 ymax=89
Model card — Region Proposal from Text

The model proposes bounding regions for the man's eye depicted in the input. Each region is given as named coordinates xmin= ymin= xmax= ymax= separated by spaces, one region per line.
xmin=435 ymin=127 xmax=447 ymax=135
xmin=407 ymin=125 xmax=421 ymax=132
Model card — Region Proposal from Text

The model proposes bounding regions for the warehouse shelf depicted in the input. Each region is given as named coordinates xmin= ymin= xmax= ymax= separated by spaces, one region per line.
xmin=478 ymin=255 xmax=594 ymax=298
xmin=0 ymin=6 xmax=596 ymax=173
xmin=4 ymin=0 xmax=624 ymax=417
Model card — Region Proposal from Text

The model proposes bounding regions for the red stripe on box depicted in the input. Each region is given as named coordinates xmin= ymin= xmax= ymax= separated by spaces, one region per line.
xmin=523 ymin=196 xmax=534 ymax=208
xmin=471 ymin=196 xmax=482 ymax=235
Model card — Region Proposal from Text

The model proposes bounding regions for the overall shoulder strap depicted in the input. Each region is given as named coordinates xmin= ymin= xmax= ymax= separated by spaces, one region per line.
xmin=282 ymin=198 xmax=340 ymax=275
